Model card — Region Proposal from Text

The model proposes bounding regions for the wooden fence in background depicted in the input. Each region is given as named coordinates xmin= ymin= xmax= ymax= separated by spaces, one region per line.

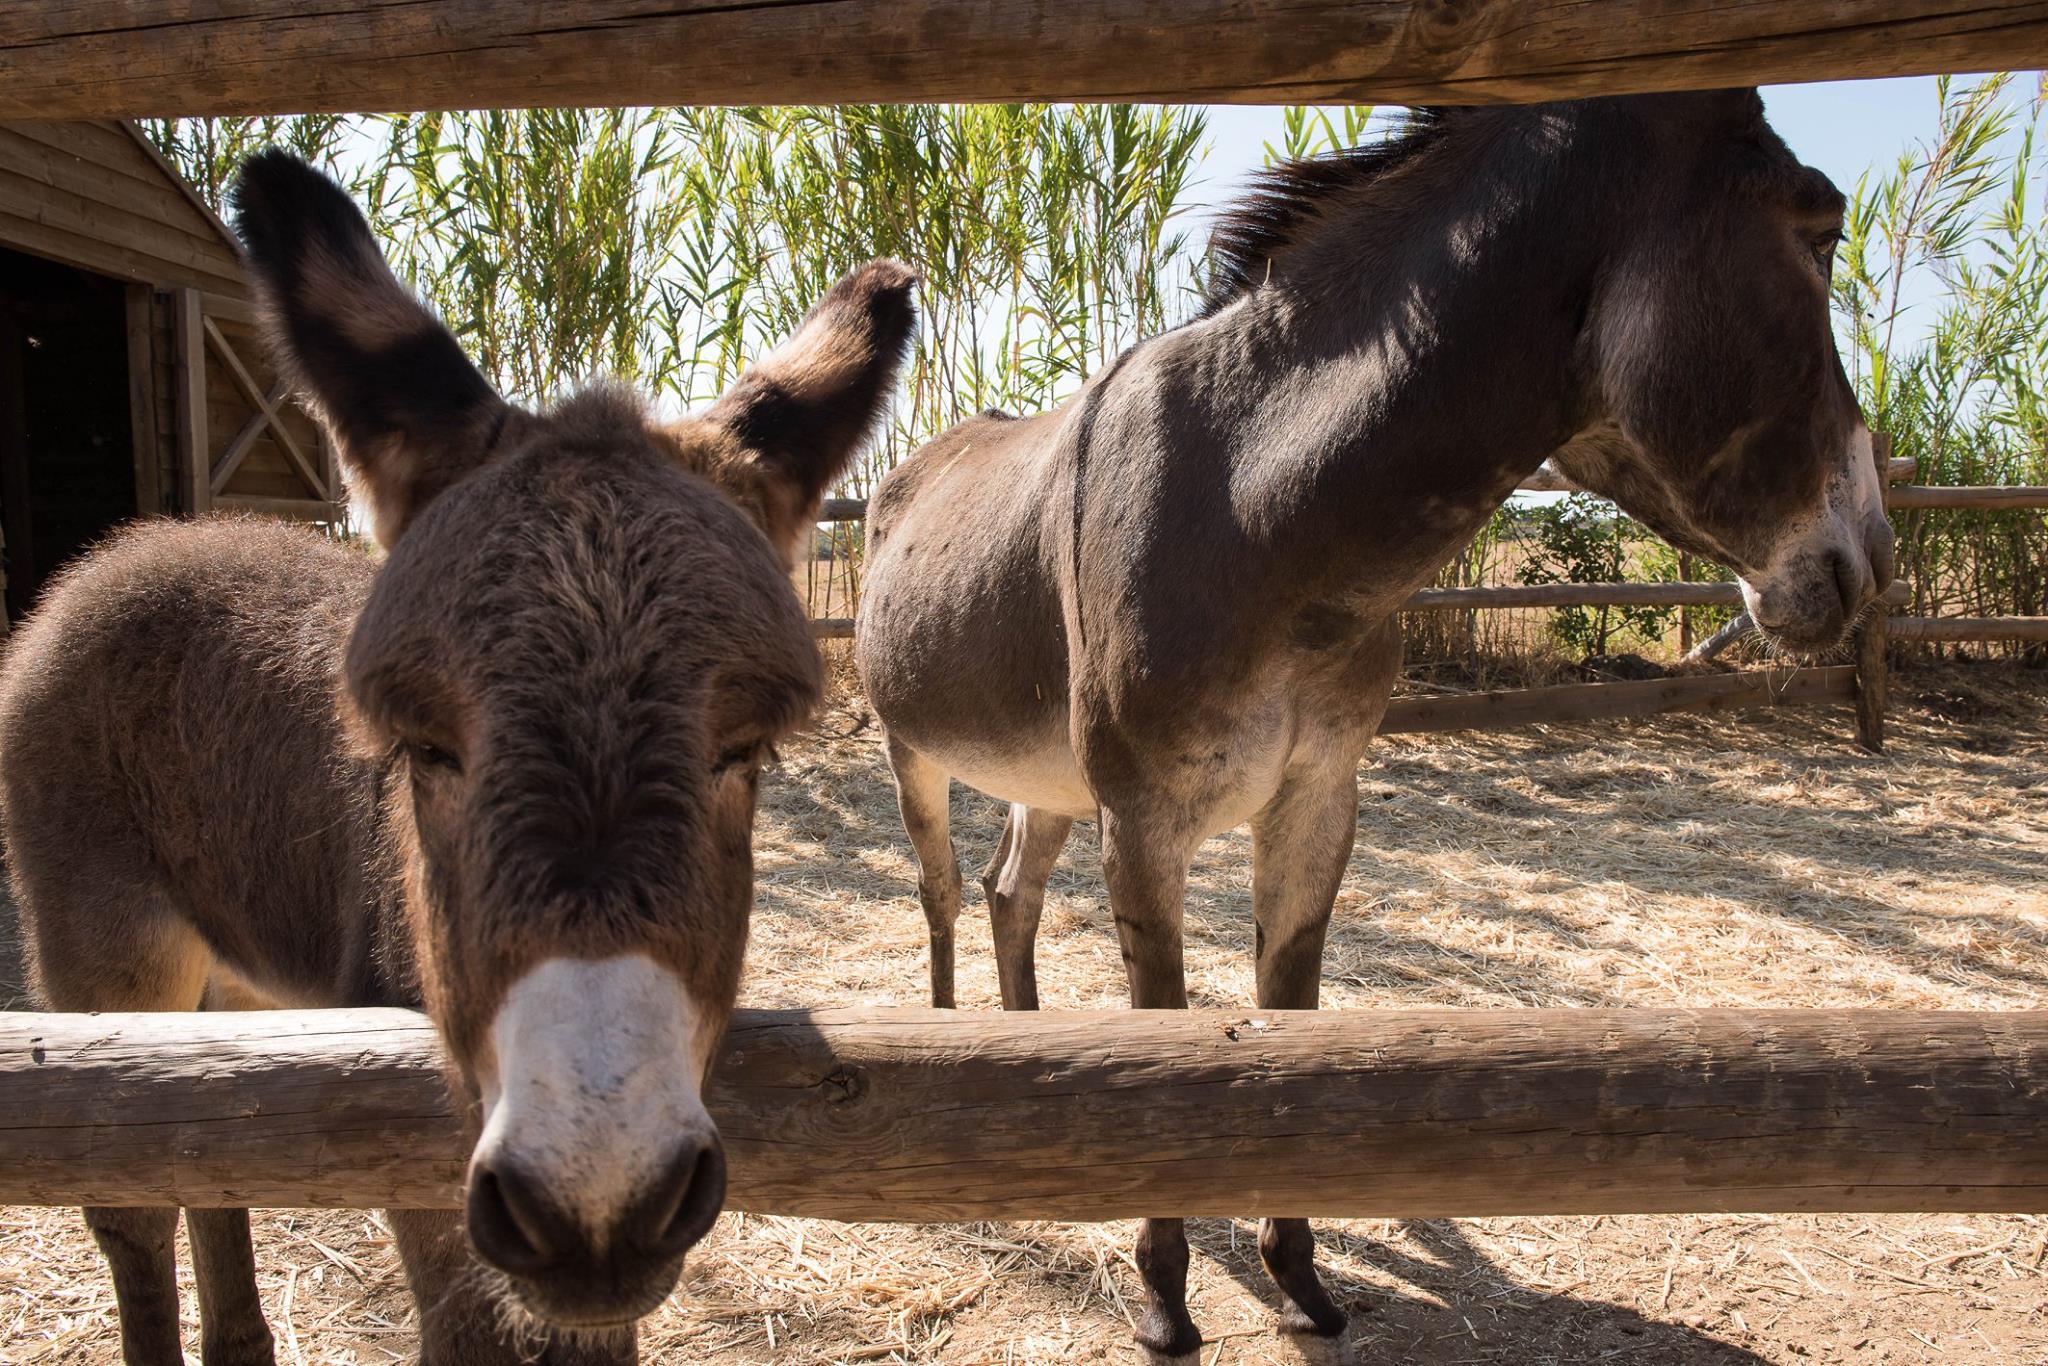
xmin=809 ymin=444 xmax=2047 ymax=752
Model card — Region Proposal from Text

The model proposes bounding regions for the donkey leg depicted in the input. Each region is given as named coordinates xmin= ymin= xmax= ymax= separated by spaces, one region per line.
xmin=80 ymin=1208 xmax=185 ymax=1366
xmin=884 ymin=732 xmax=964 ymax=1008
xmin=30 ymin=893 xmax=211 ymax=1366
xmin=189 ymin=1209 xmax=276 ymax=1365
xmin=189 ymin=980 xmax=278 ymax=1365
xmin=1251 ymin=767 xmax=1360 ymax=1358
xmin=980 ymin=803 xmax=1073 ymax=1011
xmin=1099 ymin=807 xmax=1202 ymax=1364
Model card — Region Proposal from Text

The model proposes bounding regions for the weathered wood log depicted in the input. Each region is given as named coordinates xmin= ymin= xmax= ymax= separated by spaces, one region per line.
xmin=1887 ymin=615 xmax=2048 ymax=642
xmin=5 ymin=1008 xmax=2046 ymax=1218
xmin=1886 ymin=485 xmax=2048 ymax=509
xmin=814 ymin=461 xmax=1905 ymax=525
xmin=1855 ymin=432 xmax=1893 ymax=752
xmin=1379 ymin=665 xmax=1856 ymax=735
xmin=816 ymin=584 xmax=1910 ymax=642
xmin=1404 ymin=582 xmax=1753 ymax=610
xmin=6 ymin=3 xmax=2046 ymax=120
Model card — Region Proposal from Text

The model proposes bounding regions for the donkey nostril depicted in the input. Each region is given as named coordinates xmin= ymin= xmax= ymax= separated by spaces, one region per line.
xmin=630 ymin=1139 xmax=729 ymax=1259
xmin=466 ymin=1162 xmax=561 ymax=1277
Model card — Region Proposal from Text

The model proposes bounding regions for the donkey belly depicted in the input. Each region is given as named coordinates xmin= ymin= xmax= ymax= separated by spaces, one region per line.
xmin=934 ymin=728 xmax=1098 ymax=820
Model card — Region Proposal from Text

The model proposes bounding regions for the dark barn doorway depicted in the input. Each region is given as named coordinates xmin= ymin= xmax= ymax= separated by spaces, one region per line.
xmin=0 ymin=245 xmax=138 ymax=625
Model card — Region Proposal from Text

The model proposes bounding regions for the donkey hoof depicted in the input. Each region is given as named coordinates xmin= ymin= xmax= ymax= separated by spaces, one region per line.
xmin=1135 ymin=1305 xmax=1203 ymax=1366
xmin=1276 ymin=1328 xmax=1357 ymax=1366
xmin=200 ymin=1326 xmax=277 ymax=1366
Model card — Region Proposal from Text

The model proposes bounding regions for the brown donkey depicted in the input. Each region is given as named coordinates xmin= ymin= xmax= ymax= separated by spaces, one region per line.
xmin=0 ymin=153 xmax=913 ymax=1366
xmin=857 ymin=92 xmax=1893 ymax=1364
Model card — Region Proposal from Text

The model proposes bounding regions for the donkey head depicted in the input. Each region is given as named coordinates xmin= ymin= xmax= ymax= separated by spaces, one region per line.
xmin=232 ymin=152 xmax=913 ymax=1328
xmin=1556 ymin=90 xmax=1894 ymax=654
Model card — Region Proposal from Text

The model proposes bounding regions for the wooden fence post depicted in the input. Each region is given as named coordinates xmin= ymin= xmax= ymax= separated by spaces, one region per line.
xmin=1855 ymin=432 xmax=1894 ymax=753
xmin=173 ymin=288 xmax=210 ymax=517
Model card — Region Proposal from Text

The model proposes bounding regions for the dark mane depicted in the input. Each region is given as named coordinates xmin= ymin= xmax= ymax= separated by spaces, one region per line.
xmin=1200 ymin=108 xmax=1456 ymax=316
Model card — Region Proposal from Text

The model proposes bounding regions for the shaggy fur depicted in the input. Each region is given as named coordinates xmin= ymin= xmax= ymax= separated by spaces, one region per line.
xmin=0 ymin=151 xmax=913 ymax=1366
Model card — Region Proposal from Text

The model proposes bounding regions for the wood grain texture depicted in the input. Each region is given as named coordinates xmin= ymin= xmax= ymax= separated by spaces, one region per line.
xmin=1887 ymin=484 xmax=2048 ymax=508
xmin=1855 ymin=432 xmax=1893 ymax=752
xmin=0 ymin=120 xmax=247 ymax=294
xmin=4 ymin=3 xmax=2045 ymax=119
xmin=1886 ymin=615 xmax=2048 ymax=642
xmin=6 ymin=1007 xmax=2046 ymax=1218
xmin=817 ymin=459 xmax=1919 ymax=525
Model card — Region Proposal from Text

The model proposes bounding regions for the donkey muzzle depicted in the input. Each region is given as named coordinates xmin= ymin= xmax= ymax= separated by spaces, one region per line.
xmin=469 ymin=954 xmax=726 ymax=1325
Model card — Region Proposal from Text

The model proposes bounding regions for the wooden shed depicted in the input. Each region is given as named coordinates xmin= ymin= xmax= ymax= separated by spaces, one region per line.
xmin=0 ymin=120 xmax=338 ymax=627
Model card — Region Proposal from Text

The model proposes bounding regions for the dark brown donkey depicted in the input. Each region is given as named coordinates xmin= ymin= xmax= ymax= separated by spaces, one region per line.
xmin=0 ymin=153 xmax=912 ymax=1366
xmin=857 ymin=92 xmax=1893 ymax=1365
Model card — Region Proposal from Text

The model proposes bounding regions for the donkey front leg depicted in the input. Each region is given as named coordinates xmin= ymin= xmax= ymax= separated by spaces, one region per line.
xmin=980 ymin=803 xmax=1073 ymax=1010
xmin=188 ymin=1208 xmax=277 ymax=1365
xmin=29 ymin=891 xmax=215 ymax=1366
xmin=884 ymin=733 xmax=965 ymax=1007
xmin=1099 ymin=805 xmax=1202 ymax=1364
xmin=82 ymin=1207 xmax=185 ymax=1366
xmin=1250 ymin=765 xmax=1361 ymax=1359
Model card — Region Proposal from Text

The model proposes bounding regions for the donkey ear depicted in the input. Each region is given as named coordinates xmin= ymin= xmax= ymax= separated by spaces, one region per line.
xmin=702 ymin=259 xmax=916 ymax=560
xmin=230 ymin=150 xmax=512 ymax=548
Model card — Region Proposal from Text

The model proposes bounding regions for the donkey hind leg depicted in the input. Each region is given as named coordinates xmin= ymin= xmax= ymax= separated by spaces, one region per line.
xmin=31 ymin=899 xmax=212 ymax=1366
xmin=1098 ymin=806 xmax=1203 ymax=1364
xmin=980 ymin=803 xmax=1073 ymax=1011
xmin=389 ymin=1208 xmax=639 ymax=1366
xmin=184 ymin=980 xmax=282 ymax=1365
xmin=884 ymin=732 xmax=964 ymax=1007
xmin=1251 ymin=766 xmax=1361 ymax=1361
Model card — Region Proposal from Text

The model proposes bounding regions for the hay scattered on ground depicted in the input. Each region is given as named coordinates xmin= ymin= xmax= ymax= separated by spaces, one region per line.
xmin=4 ymin=662 xmax=2044 ymax=1364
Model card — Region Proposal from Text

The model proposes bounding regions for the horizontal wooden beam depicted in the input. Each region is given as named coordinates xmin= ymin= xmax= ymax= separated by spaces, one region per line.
xmin=818 ymin=459 xmax=1922 ymax=525
xmin=1888 ymin=615 xmax=2048 ymax=642
xmin=4 ymin=1007 xmax=2046 ymax=1218
xmin=214 ymin=494 xmax=346 ymax=523
xmin=811 ymin=583 xmax=1911 ymax=637
xmin=13 ymin=4 xmax=2034 ymax=121
xmin=1378 ymin=664 xmax=1857 ymax=735
xmin=1888 ymin=485 xmax=2048 ymax=509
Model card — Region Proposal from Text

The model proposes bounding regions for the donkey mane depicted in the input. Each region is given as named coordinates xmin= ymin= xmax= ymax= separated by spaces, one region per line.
xmin=1200 ymin=108 xmax=1458 ymax=316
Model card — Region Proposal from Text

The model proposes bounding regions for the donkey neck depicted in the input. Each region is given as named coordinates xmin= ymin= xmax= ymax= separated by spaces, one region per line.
xmin=1202 ymin=108 xmax=1617 ymax=617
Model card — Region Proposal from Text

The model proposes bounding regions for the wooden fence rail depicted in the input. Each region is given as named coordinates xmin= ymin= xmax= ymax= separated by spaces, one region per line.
xmin=8 ymin=4 xmax=2047 ymax=120
xmin=810 ymin=582 xmax=1914 ymax=641
xmin=814 ymin=459 xmax=1926 ymax=526
xmin=6 ymin=1007 xmax=2047 ymax=1219
xmin=1379 ymin=665 xmax=1856 ymax=735
xmin=1888 ymin=616 xmax=2048 ymax=643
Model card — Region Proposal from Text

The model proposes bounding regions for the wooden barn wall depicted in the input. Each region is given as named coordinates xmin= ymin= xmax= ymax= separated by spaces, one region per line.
xmin=0 ymin=121 xmax=246 ymax=313
xmin=1 ymin=121 xmax=333 ymax=517
xmin=205 ymin=313 xmax=331 ymax=504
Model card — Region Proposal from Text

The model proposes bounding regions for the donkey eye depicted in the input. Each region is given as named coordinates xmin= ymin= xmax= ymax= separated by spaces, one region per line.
xmin=712 ymin=741 xmax=777 ymax=777
xmin=1811 ymin=230 xmax=1843 ymax=270
xmin=404 ymin=740 xmax=463 ymax=775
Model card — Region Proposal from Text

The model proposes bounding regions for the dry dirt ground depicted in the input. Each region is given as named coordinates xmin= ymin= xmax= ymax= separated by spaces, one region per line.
xmin=3 ymin=662 xmax=2046 ymax=1365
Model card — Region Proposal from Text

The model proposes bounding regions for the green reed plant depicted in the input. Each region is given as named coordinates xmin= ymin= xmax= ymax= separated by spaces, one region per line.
xmin=1834 ymin=74 xmax=2048 ymax=636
